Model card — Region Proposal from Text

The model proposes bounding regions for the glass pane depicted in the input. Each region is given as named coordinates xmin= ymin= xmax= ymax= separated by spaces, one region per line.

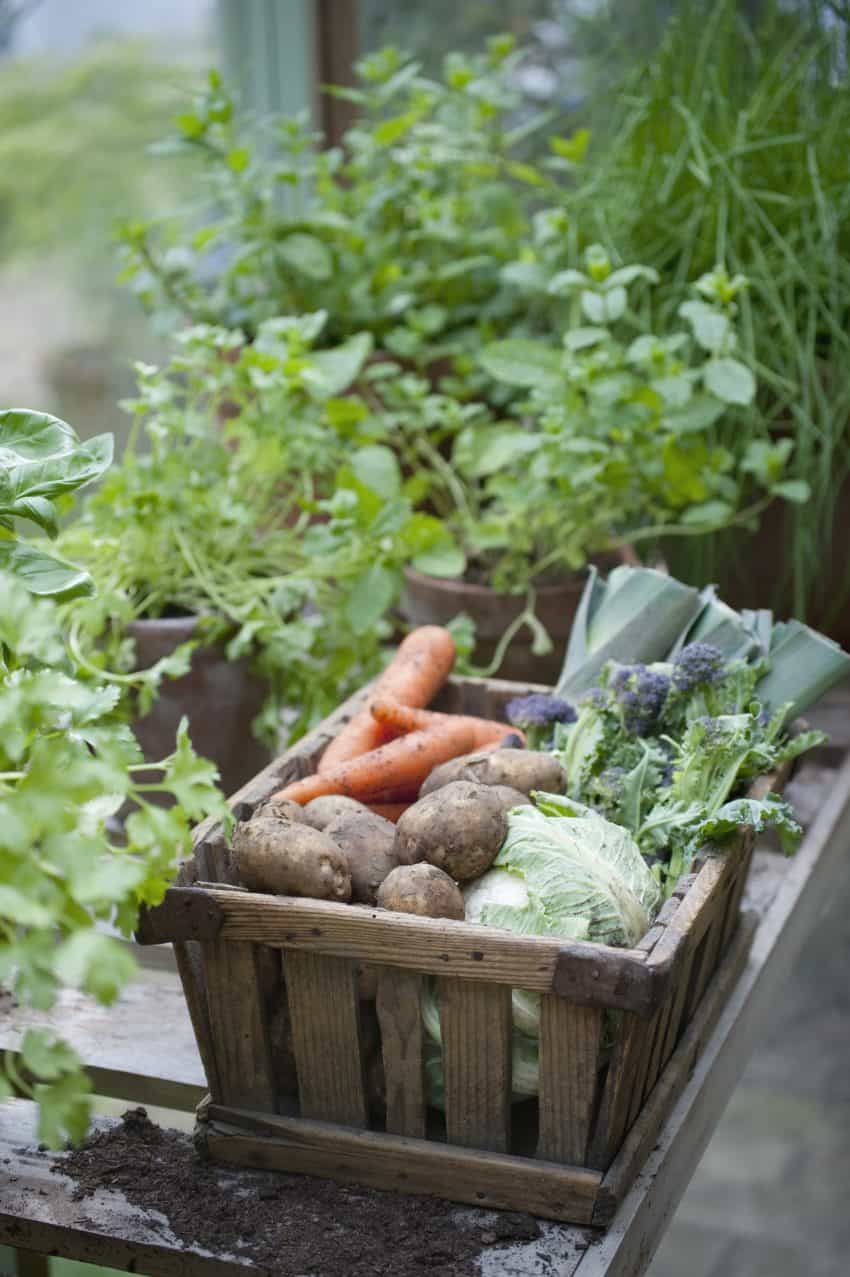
xmin=0 ymin=0 xmax=216 ymax=448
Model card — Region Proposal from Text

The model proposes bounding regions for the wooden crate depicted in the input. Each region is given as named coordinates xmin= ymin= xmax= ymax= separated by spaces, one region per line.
xmin=136 ymin=675 xmax=787 ymax=1226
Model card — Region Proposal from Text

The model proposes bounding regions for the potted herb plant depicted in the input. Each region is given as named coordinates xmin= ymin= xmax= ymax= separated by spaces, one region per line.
xmin=377 ymin=251 xmax=808 ymax=680
xmin=117 ymin=38 xmax=567 ymax=398
xmin=558 ymin=1 xmax=850 ymax=634
xmin=56 ymin=319 xmax=460 ymax=791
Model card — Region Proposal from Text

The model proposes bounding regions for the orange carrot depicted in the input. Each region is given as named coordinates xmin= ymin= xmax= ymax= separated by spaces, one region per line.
xmin=367 ymin=802 xmax=411 ymax=823
xmin=369 ymin=698 xmax=526 ymax=750
xmin=275 ymin=719 xmax=476 ymax=806
xmin=318 ymin=626 xmax=456 ymax=774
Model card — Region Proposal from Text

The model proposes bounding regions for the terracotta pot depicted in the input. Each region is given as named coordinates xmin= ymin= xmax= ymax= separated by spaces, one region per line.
xmin=400 ymin=568 xmax=591 ymax=684
xmin=128 ymin=615 xmax=272 ymax=799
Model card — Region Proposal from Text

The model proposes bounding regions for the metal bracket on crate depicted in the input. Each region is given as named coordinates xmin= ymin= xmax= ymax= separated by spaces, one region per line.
xmin=135 ymin=886 xmax=224 ymax=945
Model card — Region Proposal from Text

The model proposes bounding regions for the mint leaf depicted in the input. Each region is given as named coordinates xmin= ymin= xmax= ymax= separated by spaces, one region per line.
xmin=704 ymin=357 xmax=756 ymax=405
xmin=478 ymin=339 xmax=561 ymax=389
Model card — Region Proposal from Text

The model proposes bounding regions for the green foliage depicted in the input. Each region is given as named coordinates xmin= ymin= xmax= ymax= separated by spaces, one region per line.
xmin=475 ymin=251 xmax=804 ymax=587
xmin=117 ymin=45 xmax=567 ymax=385
xmin=0 ymin=410 xmax=113 ymax=598
xmin=0 ymin=571 xmax=230 ymax=1145
xmin=56 ymin=319 xmax=460 ymax=744
xmin=568 ymin=0 xmax=850 ymax=619
xmin=553 ymin=647 xmax=818 ymax=891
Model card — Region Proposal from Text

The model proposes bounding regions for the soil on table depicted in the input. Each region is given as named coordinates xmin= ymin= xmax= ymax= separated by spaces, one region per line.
xmin=56 ymin=1107 xmax=572 ymax=1276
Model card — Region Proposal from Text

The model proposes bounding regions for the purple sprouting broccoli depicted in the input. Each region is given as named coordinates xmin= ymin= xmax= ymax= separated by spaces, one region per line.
xmin=672 ymin=643 xmax=725 ymax=694
xmin=609 ymin=664 xmax=671 ymax=736
xmin=506 ymin=693 xmax=576 ymax=729
xmin=506 ymin=693 xmax=576 ymax=750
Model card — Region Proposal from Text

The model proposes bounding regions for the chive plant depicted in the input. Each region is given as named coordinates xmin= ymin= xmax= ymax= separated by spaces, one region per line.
xmin=568 ymin=0 xmax=850 ymax=622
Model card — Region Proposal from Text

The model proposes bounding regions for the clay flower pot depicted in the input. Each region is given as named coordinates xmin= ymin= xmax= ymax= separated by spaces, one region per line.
xmin=127 ymin=615 xmax=271 ymax=799
xmin=400 ymin=569 xmax=588 ymax=684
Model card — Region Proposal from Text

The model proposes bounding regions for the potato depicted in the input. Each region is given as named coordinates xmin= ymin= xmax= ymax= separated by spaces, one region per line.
xmin=252 ymin=797 xmax=309 ymax=824
xmin=488 ymin=784 xmax=533 ymax=814
xmin=232 ymin=817 xmax=351 ymax=901
xmin=377 ymin=863 xmax=465 ymax=920
xmin=301 ymin=794 xmax=371 ymax=830
xmin=324 ymin=811 xmax=399 ymax=905
xmin=419 ymin=748 xmax=566 ymax=798
xmin=395 ymin=781 xmax=507 ymax=883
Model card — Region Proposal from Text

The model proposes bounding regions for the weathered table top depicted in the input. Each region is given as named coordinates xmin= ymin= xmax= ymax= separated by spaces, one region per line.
xmin=2 ymin=687 xmax=849 ymax=1277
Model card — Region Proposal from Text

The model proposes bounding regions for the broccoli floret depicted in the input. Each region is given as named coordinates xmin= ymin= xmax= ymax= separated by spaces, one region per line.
xmin=608 ymin=664 xmax=671 ymax=736
xmin=506 ymin=693 xmax=576 ymax=750
xmin=671 ymin=643 xmax=725 ymax=693
xmin=506 ymin=693 xmax=576 ymax=729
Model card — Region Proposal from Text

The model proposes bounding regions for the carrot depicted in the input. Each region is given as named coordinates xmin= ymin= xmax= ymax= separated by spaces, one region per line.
xmin=367 ymin=802 xmax=411 ymax=823
xmin=369 ymin=698 xmax=526 ymax=750
xmin=275 ymin=719 xmax=476 ymax=806
xmin=318 ymin=626 xmax=456 ymax=774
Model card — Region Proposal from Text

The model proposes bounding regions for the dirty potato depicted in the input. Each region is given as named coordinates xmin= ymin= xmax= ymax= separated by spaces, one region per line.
xmin=252 ymin=797 xmax=310 ymax=824
xmin=419 ymin=748 xmax=566 ymax=798
xmin=232 ymin=817 xmax=351 ymax=901
xmin=487 ymin=784 xmax=533 ymax=814
xmin=324 ymin=811 xmax=399 ymax=905
xmin=376 ymin=863 xmax=465 ymax=920
xmin=395 ymin=781 xmax=507 ymax=882
xmin=301 ymin=794 xmax=373 ymax=830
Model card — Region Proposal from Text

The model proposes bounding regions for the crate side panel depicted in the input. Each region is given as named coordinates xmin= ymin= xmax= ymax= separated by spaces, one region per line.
xmin=201 ymin=940 xmax=277 ymax=1111
xmin=285 ymin=950 xmax=368 ymax=1127
xmin=586 ymin=1011 xmax=656 ymax=1172
xmin=536 ymin=998 xmax=603 ymax=1165
xmin=204 ymin=1108 xmax=601 ymax=1226
xmin=439 ymin=978 xmax=511 ymax=1153
xmin=376 ymin=968 xmax=426 ymax=1139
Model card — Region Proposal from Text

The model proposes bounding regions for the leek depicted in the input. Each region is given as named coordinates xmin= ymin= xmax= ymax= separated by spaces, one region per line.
xmin=757 ymin=620 xmax=850 ymax=723
xmin=556 ymin=566 xmax=702 ymax=698
xmin=671 ymin=585 xmax=770 ymax=662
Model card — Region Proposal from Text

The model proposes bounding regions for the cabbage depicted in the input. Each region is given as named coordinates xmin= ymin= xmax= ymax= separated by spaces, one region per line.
xmin=420 ymin=802 xmax=660 ymax=1103
xmin=492 ymin=797 xmax=661 ymax=947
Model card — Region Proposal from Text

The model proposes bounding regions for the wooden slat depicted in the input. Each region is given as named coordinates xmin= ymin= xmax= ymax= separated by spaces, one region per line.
xmin=204 ymin=1106 xmax=602 ymax=1226
xmin=537 ymin=998 xmax=603 ymax=1165
xmin=591 ymin=910 xmax=758 ymax=1226
xmin=439 ymin=978 xmax=511 ymax=1152
xmin=586 ymin=1012 xmax=657 ymax=1172
xmin=376 ymin=968 xmax=426 ymax=1138
xmin=640 ymin=996 xmax=674 ymax=1108
xmin=657 ymin=948 xmax=696 ymax=1071
xmin=201 ymin=940 xmax=277 ymax=1112
xmin=685 ymin=883 xmax=730 ymax=1021
xmin=646 ymin=856 xmax=729 ymax=981
xmin=206 ymin=887 xmax=651 ymax=1007
xmin=719 ymin=838 xmax=756 ymax=952
xmin=173 ymin=940 xmax=221 ymax=1099
xmin=199 ymin=828 xmax=238 ymax=886
xmin=284 ymin=951 xmax=367 ymax=1127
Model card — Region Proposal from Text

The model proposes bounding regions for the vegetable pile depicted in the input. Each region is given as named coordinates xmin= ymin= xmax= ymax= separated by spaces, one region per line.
xmin=226 ymin=572 xmax=849 ymax=1101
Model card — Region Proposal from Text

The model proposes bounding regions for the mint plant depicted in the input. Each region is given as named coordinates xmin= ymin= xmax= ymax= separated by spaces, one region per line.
xmin=476 ymin=250 xmax=808 ymax=585
xmin=118 ymin=40 xmax=549 ymax=387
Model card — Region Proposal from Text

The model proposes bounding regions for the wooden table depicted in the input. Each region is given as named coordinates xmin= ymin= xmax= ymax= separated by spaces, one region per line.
xmin=2 ymin=691 xmax=849 ymax=1276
